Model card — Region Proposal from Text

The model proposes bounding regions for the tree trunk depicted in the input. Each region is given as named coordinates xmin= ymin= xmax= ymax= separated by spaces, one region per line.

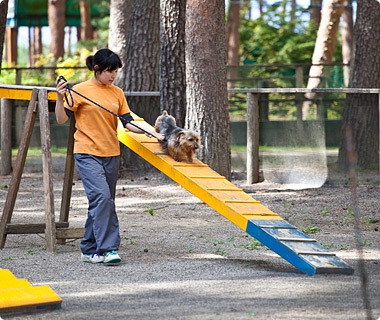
xmin=108 ymin=0 xmax=133 ymax=88
xmin=33 ymin=26 xmax=43 ymax=65
xmin=338 ymin=1 xmax=380 ymax=170
xmin=227 ymin=1 xmax=240 ymax=91
xmin=341 ymin=0 xmax=353 ymax=87
xmin=80 ymin=0 xmax=92 ymax=41
xmin=309 ymin=0 xmax=322 ymax=26
xmin=118 ymin=1 xmax=160 ymax=125
xmin=117 ymin=1 xmax=160 ymax=172
xmin=0 ymin=0 xmax=8 ymax=70
xmin=186 ymin=0 xmax=231 ymax=179
xmin=159 ymin=0 xmax=187 ymax=127
xmin=303 ymin=0 xmax=344 ymax=119
xmin=48 ymin=0 xmax=66 ymax=61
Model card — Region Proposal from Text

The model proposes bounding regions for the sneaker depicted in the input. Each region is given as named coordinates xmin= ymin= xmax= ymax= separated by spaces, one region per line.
xmin=103 ymin=250 xmax=121 ymax=264
xmin=81 ymin=252 xmax=104 ymax=264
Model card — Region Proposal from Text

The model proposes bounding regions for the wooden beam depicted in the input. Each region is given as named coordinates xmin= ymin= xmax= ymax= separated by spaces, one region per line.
xmin=6 ymin=222 xmax=69 ymax=234
xmin=56 ymin=228 xmax=84 ymax=239
xmin=38 ymin=89 xmax=57 ymax=253
xmin=1 ymin=98 xmax=13 ymax=175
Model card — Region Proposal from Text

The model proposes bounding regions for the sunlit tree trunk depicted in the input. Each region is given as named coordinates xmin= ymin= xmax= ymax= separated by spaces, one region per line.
xmin=80 ymin=0 xmax=92 ymax=41
xmin=302 ymin=0 xmax=344 ymax=119
xmin=159 ymin=0 xmax=187 ymax=127
xmin=186 ymin=0 xmax=231 ymax=179
xmin=338 ymin=1 xmax=380 ymax=170
xmin=33 ymin=26 xmax=42 ymax=65
xmin=48 ymin=0 xmax=66 ymax=61
xmin=108 ymin=0 xmax=132 ymax=88
xmin=341 ymin=0 xmax=353 ymax=87
xmin=227 ymin=1 xmax=240 ymax=91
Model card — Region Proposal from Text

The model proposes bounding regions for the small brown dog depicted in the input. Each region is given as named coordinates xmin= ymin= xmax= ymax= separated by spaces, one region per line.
xmin=154 ymin=110 xmax=200 ymax=163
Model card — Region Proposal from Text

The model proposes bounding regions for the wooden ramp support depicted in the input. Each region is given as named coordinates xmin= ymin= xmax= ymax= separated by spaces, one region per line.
xmin=0 ymin=269 xmax=62 ymax=314
xmin=118 ymin=116 xmax=354 ymax=276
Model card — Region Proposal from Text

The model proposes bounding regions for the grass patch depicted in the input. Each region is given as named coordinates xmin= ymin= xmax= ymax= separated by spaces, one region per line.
xmin=15 ymin=147 xmax=68 ymax=157
xmin=231 ymin=145 xmax=338 ymax=153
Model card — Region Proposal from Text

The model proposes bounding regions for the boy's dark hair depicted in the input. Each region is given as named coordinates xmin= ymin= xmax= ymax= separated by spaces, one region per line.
xmin=86 ymin=48 xmax=122 ymax=73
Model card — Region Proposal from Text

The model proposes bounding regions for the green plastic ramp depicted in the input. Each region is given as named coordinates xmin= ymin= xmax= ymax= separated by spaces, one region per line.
xmin=118 ymin=115 xmax=354 ymax=276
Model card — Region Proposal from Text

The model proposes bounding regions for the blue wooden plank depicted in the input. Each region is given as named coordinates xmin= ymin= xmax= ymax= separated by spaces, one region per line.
xmin=300 ymin=254 xmax=354 ymax=275
xmin=263 ymin=227 xmax=316 ymax=240
xmin=281 ymin=240 xmax=333 ymax=255
xmin=246 ymin=220 xmax=317 ymax=276
xmin=246 ymin=220 xmax=354 ymax=276
xmin=249 ymin=219 xmax=295 ymax=228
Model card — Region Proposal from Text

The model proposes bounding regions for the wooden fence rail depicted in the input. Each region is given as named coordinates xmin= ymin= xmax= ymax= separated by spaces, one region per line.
xmin=1 ymin=85 xmax=380 ymax=183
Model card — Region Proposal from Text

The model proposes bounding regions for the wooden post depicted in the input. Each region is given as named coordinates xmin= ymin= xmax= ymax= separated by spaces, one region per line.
xmin=58 ymin=117 xmax=76 ymax=244
xmin=1 ymin=98 xmax=12 ymax=175
xmin=246 ymin=93 xmax=259 ymax=184
xmin=38 ymin=89 xmax=57 ymax=253
xmin=0 ymin=89 xmax=39 ymax=248
xmin=15 ymin=68 xmax=22 ymax=85
xmin=295 ymin=66 xmax=303 ymax=125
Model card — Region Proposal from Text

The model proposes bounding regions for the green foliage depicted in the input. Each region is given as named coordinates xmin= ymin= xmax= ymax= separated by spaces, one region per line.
xmin=229 ymin=3 xmax=347 ymax=120
xmin=146 ymin=207 xmax=154 ymax=216
xmin=77 ymin=0 xmax=110 ymax=50
xmin=56 ymin=49 xmax=92 ymax=83
xmin=301 ymin=226 xmax=321 ymax=234
xmin=240 ymin=5 xmax=318 ymax=66
xmin=0 ymin=51 xmax=91 ymax=86
xmin=0 ymin=62 xmax=16 ymax=84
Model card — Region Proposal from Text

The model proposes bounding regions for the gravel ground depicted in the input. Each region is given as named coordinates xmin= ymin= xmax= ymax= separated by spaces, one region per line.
xmin=0 ymin=154 xmax=379 ymax=320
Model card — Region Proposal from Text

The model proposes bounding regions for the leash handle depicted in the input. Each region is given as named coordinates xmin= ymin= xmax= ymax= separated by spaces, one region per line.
xmin=57 ymin=76 xmax=74 ymax=108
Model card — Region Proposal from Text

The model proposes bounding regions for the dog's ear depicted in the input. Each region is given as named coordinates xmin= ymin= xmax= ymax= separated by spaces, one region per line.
xmin=176 ymin=131 xmax=186 ymax=141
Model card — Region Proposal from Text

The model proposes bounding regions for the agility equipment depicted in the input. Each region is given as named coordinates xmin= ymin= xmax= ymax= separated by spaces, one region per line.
xmin=0 ymin=84 xmax=353 ymax=276
xmin=117 ymin=114 xmax=354 ymax=276
xmin=0 ymin=269 xmax=62 ymax=313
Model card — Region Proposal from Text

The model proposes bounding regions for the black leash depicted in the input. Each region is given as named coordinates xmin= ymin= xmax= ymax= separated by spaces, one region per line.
xmin=56 ymin=76 xmax=154 ymax=136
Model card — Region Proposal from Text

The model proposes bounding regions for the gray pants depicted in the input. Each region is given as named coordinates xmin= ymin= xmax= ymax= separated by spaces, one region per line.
xmin=74 ymin=154 xmax=121 ymax=254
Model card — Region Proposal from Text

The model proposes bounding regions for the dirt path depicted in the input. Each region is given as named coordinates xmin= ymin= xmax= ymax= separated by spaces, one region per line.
xmin=0 ymin=157 xmax=379 ymax=319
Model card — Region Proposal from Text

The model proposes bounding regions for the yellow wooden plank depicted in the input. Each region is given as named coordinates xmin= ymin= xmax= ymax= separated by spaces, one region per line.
xmin=0 ymin=285 xmax=62 ymax=310
xmin=0 ymin=86 xmax=57 ymax=101
xmin=0 ymin=279 xmax=32 ymax=290
xmin=0 ymin=269 xmax=17 ymax=281
xmin=117 ymin=122 xmax=284 ymax=230
xmin=205 ymin=189 xmax=258 ymax=201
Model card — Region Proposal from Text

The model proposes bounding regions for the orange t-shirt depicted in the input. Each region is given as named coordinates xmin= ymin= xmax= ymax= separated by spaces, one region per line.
xmin=64 ymin=79 xmax=131 ymax=157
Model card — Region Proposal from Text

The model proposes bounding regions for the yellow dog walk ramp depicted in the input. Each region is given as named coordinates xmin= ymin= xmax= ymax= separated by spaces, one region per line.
xmin=0 ymin=269 xmax=62 ymax=314
xmin=118 ymin=117 xmax=353 ymax=276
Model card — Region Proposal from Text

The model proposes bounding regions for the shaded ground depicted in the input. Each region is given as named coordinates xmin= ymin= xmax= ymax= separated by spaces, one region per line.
xmin=0 ymin=153 xmax=379 ymax=319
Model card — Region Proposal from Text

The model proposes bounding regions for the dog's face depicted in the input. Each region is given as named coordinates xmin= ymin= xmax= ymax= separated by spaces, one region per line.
xmin=178 ymin=130 xmax=200 ymax=155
